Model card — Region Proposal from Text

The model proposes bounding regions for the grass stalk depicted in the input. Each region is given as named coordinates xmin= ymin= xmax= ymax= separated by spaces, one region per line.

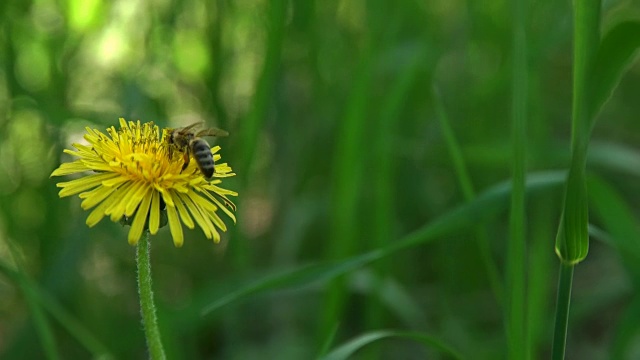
xmin=507 ymin=0 xmax=528 ymax=356
xmin=551 ymin=263 xmax=574 ymax=359
xmin=552 ymin=0 xmax=601 ymax=358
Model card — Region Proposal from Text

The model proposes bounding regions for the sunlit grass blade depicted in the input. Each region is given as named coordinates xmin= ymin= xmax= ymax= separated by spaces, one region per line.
xmin=318 ymin=330 xmax=463 ymax=360
xmin=588 ymin=21 xmax=640 ymax=120
xmin=201 ymin=171 xmax=565 ymax=315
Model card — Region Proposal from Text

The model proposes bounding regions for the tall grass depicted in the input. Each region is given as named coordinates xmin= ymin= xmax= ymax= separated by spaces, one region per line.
xmin=2 ymin=0 xmax=640 ymax=359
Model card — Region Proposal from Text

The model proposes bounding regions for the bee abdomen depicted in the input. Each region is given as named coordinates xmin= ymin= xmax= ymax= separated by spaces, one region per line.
xmin=190 ymin=139 xmax=215 ymax=178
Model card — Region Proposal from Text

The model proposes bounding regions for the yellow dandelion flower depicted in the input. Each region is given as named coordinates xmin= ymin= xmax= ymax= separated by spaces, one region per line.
xmin=51 ymin=118 xmax=237 ymax=247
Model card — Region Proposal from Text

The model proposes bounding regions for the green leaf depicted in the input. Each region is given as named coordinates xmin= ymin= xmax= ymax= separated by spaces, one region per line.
xmin=588 ymin=21 xmax=640 ymax=121
xmin=587 ymin=175 xmax=640 ymax=284
xmin=318 ymin=330 xmax=463 ymax=360
xmin=555 ymin=165 xmax=589 ymax=264
xmin=201 ymin=171 xmax=565 ymax=315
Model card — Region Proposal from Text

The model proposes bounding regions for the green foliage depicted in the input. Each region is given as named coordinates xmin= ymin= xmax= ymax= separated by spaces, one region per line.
xmin=1 ymin=0 xmax=640 ymax=359
xmin=319 ymin=330 xmax=463 ymax=360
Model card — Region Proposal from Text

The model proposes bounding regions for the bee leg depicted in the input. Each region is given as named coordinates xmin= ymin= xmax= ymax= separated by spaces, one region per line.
xmin=181 ymin=152 xmax=190 ymax=171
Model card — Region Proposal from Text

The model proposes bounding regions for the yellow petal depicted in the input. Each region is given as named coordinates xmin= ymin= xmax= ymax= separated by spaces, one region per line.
xmin=166 ymin=203 xmax=183 ymax=247
xmin=157 ymin=186 xmax=174 ymax=207
xmin=57 ymin=173 xmax=119 ymax=197
xmin=173 ymin=192 xmax=195 ymax=229
xmin=50 ymin=160 xmax=89 ymax=177
xmin=125 ymin=181 xmax=149 ymax=216
xmin=206 ymin=209 xmax=227 ymax=232
xmin=85 ymin=198 xmax=111 ymax=227
xmin=199 ymin=188 xmax=237 ymax=222
xmin=102 ymin=176 xmax=129 ymax=188
xmin=188 ymin=191 xmax=218 ymax=212
xmin=177 ymin=192 xmax=212 ymax=238
xmin=148 ymin=190 xmax=160 ymax=235
xmin=128 ymin=188 xmax=152 ymax=245
xmin=202 ymin=183 xmax=238 ymax=197
xmin=105 ymin=182 xmax=134 ymax=222
xmin=80 ymin=186 xmax=117 ymax=210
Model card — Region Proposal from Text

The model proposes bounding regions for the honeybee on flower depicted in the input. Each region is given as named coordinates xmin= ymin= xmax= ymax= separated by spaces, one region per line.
xmin=51 ymin=118 xmax=237 ymax=247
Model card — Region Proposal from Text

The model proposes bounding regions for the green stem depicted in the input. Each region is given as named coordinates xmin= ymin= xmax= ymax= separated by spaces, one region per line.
xmin=552 ymin=263 xmax=574 ymax=360
xmin=507 ymin=0 xmax=528 ymax=356
xmin=137 ymin=231 xmax=166 ymax=360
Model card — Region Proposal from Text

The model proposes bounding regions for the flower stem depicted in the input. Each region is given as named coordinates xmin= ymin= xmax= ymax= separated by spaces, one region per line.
xmin=137 ymin=231 xmax=166 ymax=360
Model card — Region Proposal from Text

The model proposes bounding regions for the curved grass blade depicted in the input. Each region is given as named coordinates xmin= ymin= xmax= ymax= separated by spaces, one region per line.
xmin=588 ymin=21 xmax=640 ymax=121
xmin=587 ymin=175 xmax=640 ymax=284
xmin=317 ymin=323 xmax=340 ymax=358
xmin=202 ymin=171 xmax=565 ymax=315
xmin=610 ymin=295 xmax=640 ymax=359
xmin=587 ymin=175 xmax=640 ymax=357
xmin=318 ymin=330 xmax=463 ymax=360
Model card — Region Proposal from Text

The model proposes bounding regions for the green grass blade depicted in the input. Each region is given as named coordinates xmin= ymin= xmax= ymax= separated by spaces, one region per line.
xmin=317 ymin=324 xmax=340 ymax=358
xmin=555 ymin=163 xmax=589 ymax=265
xmin=507 ymin=0 xmax=528 ymax=355
xmin=238 ymin=0 xmax=287 ymax=179
xmin=588 ymin=175 xmax=640 ymax=283
xmin=433 ymin=86 xmax=503 ymax=305
xmin=201 ymin=171 xmax=566 ymax=315
xmin=367 ymin=46 xmax=425 ymax=335
xmin=318 ymin=330 xmax=463 ymax=360
xmin=610 ymin=295 xmax=640 ymax=359
xmin=588 ymin=21 xmax=640 ymax=120
xmin=4 ymin=242 xmax=60 ymax=360
xmin=551 ymin=263 xmax=575 ymax=360
xmin=589 ymin=141 xmax=640 ymax=177
xmin=587 ymin=175 xmax=640 ymax=358
xmin=322 ymin=45 xmax=373 ymax=341
xmin=553 ymin=3 xmax=601 ymax=357
xmin=0 ymin=260 xmax=114 ymax=359
xmin=555 ymin=0 xmax=601 ymax=265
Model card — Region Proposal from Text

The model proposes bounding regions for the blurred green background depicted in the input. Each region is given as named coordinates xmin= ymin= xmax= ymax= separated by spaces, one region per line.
xmin=1 ymin=0 xmax=640 ymax=359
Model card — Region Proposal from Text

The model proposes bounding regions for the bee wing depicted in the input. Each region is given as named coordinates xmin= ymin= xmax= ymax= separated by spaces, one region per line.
xmin=177 ymin=122 xmax=205 ymax=133
xmin=197 ymin=128 xmax=229 ymax=137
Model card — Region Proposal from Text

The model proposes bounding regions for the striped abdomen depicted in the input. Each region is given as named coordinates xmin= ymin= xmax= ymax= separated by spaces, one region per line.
xmin=189 ymin=138 xmax=215 ymax=179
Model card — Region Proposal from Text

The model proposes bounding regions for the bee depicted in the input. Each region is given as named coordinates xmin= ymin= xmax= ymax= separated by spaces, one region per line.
xmin=166 ymin=122 xmax=229 ymax=179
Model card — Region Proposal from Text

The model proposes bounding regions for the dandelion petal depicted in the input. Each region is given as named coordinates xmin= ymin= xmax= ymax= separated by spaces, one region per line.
xmin=166 ymin=204 xmax=183 ymax=247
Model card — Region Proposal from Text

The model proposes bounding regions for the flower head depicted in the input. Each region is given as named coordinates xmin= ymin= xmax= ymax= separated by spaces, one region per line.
xmin=51 ymin=118 xmax=237 ymax=247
